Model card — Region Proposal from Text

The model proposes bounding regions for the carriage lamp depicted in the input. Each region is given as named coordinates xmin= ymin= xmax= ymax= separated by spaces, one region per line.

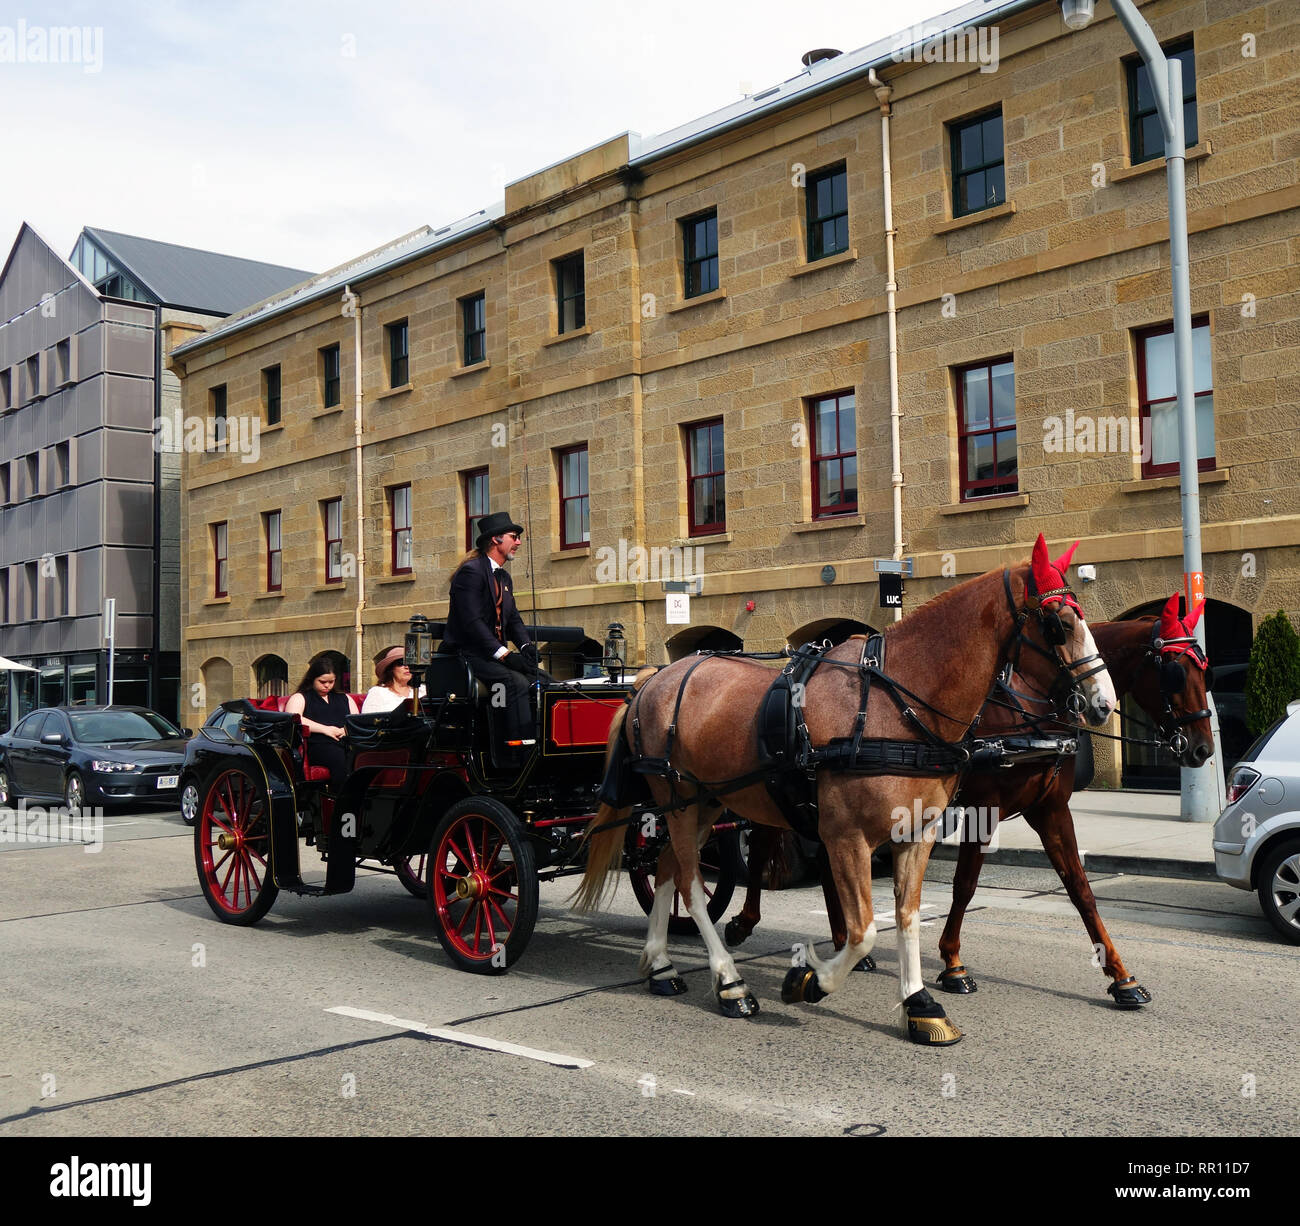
xmin=602 ymin=623 xmax=626 ymax=684
xmin=406 ymin=614 xmax=434 ymax=686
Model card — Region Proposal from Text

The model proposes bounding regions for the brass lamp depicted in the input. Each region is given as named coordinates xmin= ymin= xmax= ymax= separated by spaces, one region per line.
xmin=602 ymin=622 xmax=626 ymax=684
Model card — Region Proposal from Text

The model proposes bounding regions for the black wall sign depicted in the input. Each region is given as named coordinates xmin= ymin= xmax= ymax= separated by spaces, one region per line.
xmin=879 ymin=573 xmax=903 ymax=608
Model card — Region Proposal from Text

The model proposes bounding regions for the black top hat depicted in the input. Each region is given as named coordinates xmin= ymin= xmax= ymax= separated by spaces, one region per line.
xmin=475 ymin=511 xmax=524 ymax=550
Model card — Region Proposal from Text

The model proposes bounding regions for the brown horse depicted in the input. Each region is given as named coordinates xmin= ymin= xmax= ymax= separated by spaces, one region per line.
xmin=573 ymin=536 xmax=1117 ymax=1044
xmin=725 ymin=593 xmax=1215 ymax=1008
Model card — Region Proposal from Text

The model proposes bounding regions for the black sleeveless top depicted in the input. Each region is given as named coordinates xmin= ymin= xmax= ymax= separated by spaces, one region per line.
xmin=302 ymin=688 xmax=349 ymax=737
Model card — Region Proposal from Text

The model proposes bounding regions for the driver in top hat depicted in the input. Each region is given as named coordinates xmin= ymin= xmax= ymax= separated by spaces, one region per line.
xmin=442 ymin=511 xmax=545 ymax=762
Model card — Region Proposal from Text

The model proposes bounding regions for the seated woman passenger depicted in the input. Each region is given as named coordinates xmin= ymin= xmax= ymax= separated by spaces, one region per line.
xmin=284 ymin=656 xmax=358 ymax=786
xmin=361 ymin=646 xmax=426 ymax=714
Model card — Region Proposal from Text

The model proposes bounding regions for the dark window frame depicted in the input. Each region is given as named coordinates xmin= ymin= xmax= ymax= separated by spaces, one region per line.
xmin=554 ymin=253 xmax=586 ymax=335
xmin=324 ymin=498 xmax=343 ymax=584
xmin=1136 ymin=316 xmax=1215 ymax=479
xmin=210 ymin=384 xmax=228 ymax=451
xmin=265 ymin=510 xmax=282 ymax=592
xmin=461 ymin=293 xmax=486 ymax=366
xmin=390 ymin=484 xmax=412 ymax=575
xmin=1126 ymin=38 xmax=1197 ymax=166
xmin=956 ymin=356 xmax=1018 ymax=501
xmin=320 ymin=344 xmax=341 ymax=409
xmin=805 ymin=164 xmax=849 ymax=261
xmin=950 ymin=108 xmax=1006 ymax=218
xmin=263 ymin=364 xmax=281 ymax=426
xmin=686 ymin=418 xmax=726 ymax=536
xmin=558 ymin=444 xmax=590 ymax=550
xmin=386 ymin=319 xmax=409 ymax=388
xmin=809 ymin=391 xmax=858 ymax=519
xmin=463 ymin=466 xmax=489 ymax=551
xmin=682 ymin=211 xmax=719 ymax=298
xmin=213 ymin=521 xmax=228 ymax=598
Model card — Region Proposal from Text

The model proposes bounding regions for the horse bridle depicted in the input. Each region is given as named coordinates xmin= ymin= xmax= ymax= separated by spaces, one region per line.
xmin=1143 ymin=624 xmax=1213 ymax=757
xmin=1002 ymin=569 xmax=1108 ymax=720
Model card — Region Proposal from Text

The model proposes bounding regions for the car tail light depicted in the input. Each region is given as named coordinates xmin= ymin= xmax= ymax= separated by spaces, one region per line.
xmin=1226 ymin=767 xmax=1260 ymax=806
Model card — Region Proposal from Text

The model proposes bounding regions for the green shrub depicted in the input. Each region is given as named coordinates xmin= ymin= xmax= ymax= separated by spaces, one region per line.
xmin=1245 ymin=611 xmax=1300 ymax=736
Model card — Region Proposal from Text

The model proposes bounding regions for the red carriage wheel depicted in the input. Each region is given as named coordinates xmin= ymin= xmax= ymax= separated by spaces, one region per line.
xmin=194 ymin=766 xmax=279 ymax=925
xmin=394 ymin=851 xmax=429 ymax=899
xmin=427 ymin=797 xmax=537 ymax=974
xmin=625 ymin=820 xmax=739 ymax=936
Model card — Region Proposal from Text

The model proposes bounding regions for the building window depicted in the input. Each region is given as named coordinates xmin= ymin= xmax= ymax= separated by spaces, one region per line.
xmin=390 ymin=484 xmax=412 ymax=574
xmin=0 ymin=570 xmax=8 ymax=623
xmin=1137 ymin=318 xmax=1214 ymax=479
xmin=265 ymin=510 xmax=282 ymax=592
xmin=806 ymin=164 xmax=849 ymax=261
xmin=263 ymin=365 xmax=281 ymax=426
xmin=324 ymin=498 xmax=343 ymax=583
xmin=213 ymin=522 xmax=228 ymax=598
xmin=463 ymin=467 xmax=489 ymax=550
xmin=320 ymin=344 xmax=341 ymax=409
xmin=558 ymin=445 xmax=589 ymax=549
xmin=0 ymin=463 xmax=9 ymax=504
xmin=25 ymin=453 xmax=39 ymax=497
xmin=461 ymin=293 xmax=486 ymax=366
xmin=951 ymin=109 xmax=1005 ymax=218
xmin=26 ymin=355 xmax=41 ymax=402
xmin=809 ymin=392 xmax=857 ymax=518
xmin=386 ymin=319 xmax=409 ymax=388
xmin=1128 ymin=39 xmax=1197 ymax=165
xmin=210 ymin=385 xmax=227 ymax=451
xmin=56 ymin=339 xmax=72 ymax=386
xmin=256 ymin=655 xmax=289 ymax=699
xmin=956 ymin=358 xmax=1017 ymax=500
xmin=554 ymin=253 xmax=585 ymax=335
xmin=54 ymin=441 xmax=70 ymax=487
xmin=55 ymin=556 xmax=69 ymax=617
xmin=0 ymin=368 xmax=11 ymax=410
xmin=682 ymin=211 xmax=719 ymax=298
xmin=25 ymin=562 xmax=38 ymax=620
xmin=686 ymin=419 xmax=726 ymax=536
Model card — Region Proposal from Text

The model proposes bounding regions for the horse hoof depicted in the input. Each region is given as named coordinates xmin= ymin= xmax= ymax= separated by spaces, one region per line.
xmin=723 ymin=918 xmax=751 ymax=948
xmin=937 ymin=965 xmax=978 ymax=994
xmin=1106 ymin=977 xmax=1152 ymax=1009
xmin=902 ymin=988 xmax=963 ymax=1046
xmin=716 ymin=981 xmax=760 ymax=1019
xmin=647 ymin=973 xmax=688 ymax=997
xmin=781 ymin=966 xmax=826 ymax=1005
xmin=854 ymin=954 xmax=876 ymax=973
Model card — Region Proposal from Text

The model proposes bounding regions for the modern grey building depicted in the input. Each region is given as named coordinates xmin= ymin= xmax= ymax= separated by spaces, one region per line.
xmin=0 ymin=223 xmax=311 ymax=729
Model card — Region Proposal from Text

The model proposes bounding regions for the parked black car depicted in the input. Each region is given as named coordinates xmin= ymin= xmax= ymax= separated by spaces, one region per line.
xmin=179 ymin=706 xmax=248 ymax=824
xmin=0 ymin=706 xmax=191 ymax=812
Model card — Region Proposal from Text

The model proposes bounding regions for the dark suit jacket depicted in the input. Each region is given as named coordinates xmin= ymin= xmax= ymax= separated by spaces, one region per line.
xmin=442 ymin=553 xmax=532 ymax=661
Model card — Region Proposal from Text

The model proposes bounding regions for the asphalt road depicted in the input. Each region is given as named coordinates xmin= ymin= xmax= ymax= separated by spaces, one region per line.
xmin=1 ymin=808 xmax=1296 ymax=1139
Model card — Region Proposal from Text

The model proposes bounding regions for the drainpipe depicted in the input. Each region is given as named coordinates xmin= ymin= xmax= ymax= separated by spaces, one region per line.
xmin=343 ymin=285 xmax=365 ymax=685
xmin=869 ymin=68 xmax=904 ymax=623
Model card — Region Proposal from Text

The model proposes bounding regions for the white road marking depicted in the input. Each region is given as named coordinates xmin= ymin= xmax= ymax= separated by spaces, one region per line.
xmin=326 ymin=1006 xmax=594 ymax=1069
xmin=670 ymin=1088 xmax=696 ymax=1097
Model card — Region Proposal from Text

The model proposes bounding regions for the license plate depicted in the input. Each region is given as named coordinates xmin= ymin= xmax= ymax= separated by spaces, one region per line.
xmin=157 ymin=775 xmax=179 ymax=789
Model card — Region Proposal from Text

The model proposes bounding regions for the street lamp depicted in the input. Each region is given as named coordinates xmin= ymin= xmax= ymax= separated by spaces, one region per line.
xmin=1060 ymin=0 xmax=1220 ymax=820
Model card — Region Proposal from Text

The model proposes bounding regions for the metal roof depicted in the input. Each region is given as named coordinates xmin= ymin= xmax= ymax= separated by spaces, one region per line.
xmin=80 ymin=227 xmax=316 ymax=316
xmin=173 ymin=0 xmax=1045 ymax=359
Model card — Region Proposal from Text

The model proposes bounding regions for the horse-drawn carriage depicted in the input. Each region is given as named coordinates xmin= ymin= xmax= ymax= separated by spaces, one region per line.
xmin=186 ymin=622 xmax=739 ymax=972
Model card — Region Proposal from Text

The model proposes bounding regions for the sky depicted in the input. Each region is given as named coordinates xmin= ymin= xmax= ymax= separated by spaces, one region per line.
xmin=2 ymin=0 xmax=981 ymax=275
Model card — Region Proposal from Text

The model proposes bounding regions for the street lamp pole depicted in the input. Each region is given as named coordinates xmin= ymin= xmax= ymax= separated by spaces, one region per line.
xmin=1063 ymin=0 xmax=1220 ymax=819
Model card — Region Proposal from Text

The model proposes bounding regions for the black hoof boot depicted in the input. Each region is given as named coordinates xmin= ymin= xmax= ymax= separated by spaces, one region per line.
xmin=723 ymin=918 xmax=751 ymax=948
xmin=1106 ymin=976 xmax=1152 ymax=1009
xmin=781 ymin=966 xmax=827 ymax=1005
xmin=854 ymin=954 xmax=876 ymax=973
xmin=647 ymin=969 xmax=688 ymax=997
xmin=902 ymin=988 xmax=963 ymax=1045
xmin=937 ymin=964 xmax=978 ymax=994
xmin=715 ymin=978 xmax=760 ymax=1018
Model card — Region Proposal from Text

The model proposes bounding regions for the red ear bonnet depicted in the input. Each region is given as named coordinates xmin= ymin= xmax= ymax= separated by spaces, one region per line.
xmin=1030 ymin=533 xmax=1083 ymax=616
xmin=1156 ymin=593 xmax=1208 ymax=668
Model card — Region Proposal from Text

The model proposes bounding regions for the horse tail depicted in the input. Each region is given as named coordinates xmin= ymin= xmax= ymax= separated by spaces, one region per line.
xmin=571 ymin=667 xmax=659 ymax=913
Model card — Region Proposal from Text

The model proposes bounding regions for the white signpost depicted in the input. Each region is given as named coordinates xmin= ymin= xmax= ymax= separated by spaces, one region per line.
xmin=104 ymin=597 xmax=116 ymax=706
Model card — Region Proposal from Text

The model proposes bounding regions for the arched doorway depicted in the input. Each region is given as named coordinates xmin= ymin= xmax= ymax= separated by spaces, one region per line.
xmin=200 ymin=657 xmax=233 ymax=717
xmin=665 ymin=626 xmax=743 ymax=662
xmin=254 ymin=654 xmax=289 ymax=698
xmin=1117 ymin=597 xmax=1253 ymax=789
xmin=787 ymin=617 xmax=878 ymax=649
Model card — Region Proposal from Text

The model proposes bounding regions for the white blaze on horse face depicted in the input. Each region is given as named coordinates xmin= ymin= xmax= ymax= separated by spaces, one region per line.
xmin=1074 ymin=618 xmax=1117 ymax=725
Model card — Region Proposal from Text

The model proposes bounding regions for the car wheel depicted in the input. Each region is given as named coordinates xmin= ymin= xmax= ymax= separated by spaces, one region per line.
xmin=0 ymin=764 xmax=14 ymax=807
xmin=1256 ymin=837 xmax=1300 ymax=945
xmin=180 ymin=779 xmax=200 ymax=827
xmin=64 ymin=770 xmax=86 ymax=815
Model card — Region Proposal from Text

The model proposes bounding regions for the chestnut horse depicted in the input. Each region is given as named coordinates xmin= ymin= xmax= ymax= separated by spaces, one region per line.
xmin=725 ymin=593 xmax=1214 ymax=1008
xmin=574 ymin=537 xmax=1117 ymax=1044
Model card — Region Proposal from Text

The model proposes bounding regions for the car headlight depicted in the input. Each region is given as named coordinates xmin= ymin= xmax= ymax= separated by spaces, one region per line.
xmin=92 ymin=761 xmax=140 ymax=773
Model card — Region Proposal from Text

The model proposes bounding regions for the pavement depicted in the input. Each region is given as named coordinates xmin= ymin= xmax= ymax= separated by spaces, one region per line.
xmin=929 ymin=787 xmax=1219 ymax=881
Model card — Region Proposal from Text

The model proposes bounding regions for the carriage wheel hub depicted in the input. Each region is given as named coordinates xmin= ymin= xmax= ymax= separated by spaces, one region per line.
xmin=217 ymin=831 xmax=239 ymax=851
xmin=456 ymin=872 xmax=486 ymax=900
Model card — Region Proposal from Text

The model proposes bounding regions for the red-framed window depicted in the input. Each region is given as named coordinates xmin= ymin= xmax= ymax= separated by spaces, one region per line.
xmin=324 ymin=498 xmax=343 ymax=583
xmin=265 ymin=510 xmax=282 ymax=592
xmin=809 ymin=392 xmax=857 ymax=518
xmin=956 ymin=358 xmax=1017 ymax=500
xmin=1136 ymin=317 xmax=1214 ymax=479
xmin=213 ymin=522 xmax=228 ymax=597
xmin=686 ymin=418 xmax=725 ymax=536
xmin=463 ymin=467 xmax=489 ymax=550
xmin=390 ymin=484 xmax=412 ymax=574
xmin=558 ymin=444 xmax=589 ymax=549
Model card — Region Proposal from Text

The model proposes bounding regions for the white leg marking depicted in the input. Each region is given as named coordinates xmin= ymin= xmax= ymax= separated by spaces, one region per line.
xmin=637 ymin=876 xmax=677 ymax=978
xmin=805 ymin=921 xmax=877 ymax=996
xmin=678 ymin=871 xmax=745 ymax=997
xmin=898 ymin=913 xmax=923 ymax=1001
